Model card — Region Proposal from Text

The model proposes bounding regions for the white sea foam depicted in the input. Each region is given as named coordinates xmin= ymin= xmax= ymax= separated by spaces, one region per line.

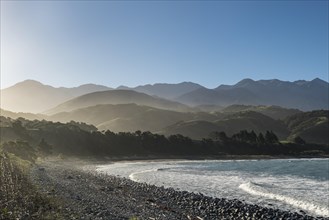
xmin=95 ymin=159 xmax=329 ymax=217
xmin=128 ymin=168 xmax=159 ymax=182
xmin=239 ymin=181 xmax=329 ymax=217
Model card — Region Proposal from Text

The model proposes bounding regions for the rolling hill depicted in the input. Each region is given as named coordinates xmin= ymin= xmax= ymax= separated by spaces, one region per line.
xmin=49 ymin=104 xmax=191 ymax=132
xmin=116 ymin=82 xmax=204 ymax=99
xmin=0 ymin=80 xmax=111 ymax=113
xmin=44 ymin=90 xmax=194 ymax=115
xmin=161 ymin=111 xmax=289 ymax=140
xmin=2 ymin=104 xmax=327 ymax=144
xmin=0 ymin=108 xmax=46 ymax=121
xmin=48 ymin=104 xmax=291 ymax=141
xmin=284 ymin=110 xmax=329 ymax=144
xmin=220 ymin=105 xmax=302 ymax=120
xmin=48 ymin=104 xmax=219 ymax=132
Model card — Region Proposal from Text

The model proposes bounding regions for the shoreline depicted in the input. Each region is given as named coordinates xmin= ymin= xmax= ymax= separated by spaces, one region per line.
xmin=30 ymin=159 xmax=326 ymax=219
xmin=62 ymin=154 xmax=329 ymax=165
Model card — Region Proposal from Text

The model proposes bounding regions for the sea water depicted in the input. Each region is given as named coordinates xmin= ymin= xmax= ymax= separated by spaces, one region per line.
xmin=96 ymin=159 xmax=329 ymax=217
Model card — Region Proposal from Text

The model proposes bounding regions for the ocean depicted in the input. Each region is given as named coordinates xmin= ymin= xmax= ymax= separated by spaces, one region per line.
xmin=96 ymin=159 xmax=329 ymax=217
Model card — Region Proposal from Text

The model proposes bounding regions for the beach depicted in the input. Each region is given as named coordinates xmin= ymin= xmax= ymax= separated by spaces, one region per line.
xmin=29 ymin=159 xmax=326 ymax=220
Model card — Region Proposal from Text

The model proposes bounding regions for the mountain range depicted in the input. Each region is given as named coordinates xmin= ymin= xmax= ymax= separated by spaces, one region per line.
xmin=1 ymin=78 xmax=328 ymax=114
xmin=117 ymin=82 xmax=204 ymax=99
xmin=176 ymin=78 xmax=329 ymax=110
xmin=1 ymin=78 xmax=328 ymax=144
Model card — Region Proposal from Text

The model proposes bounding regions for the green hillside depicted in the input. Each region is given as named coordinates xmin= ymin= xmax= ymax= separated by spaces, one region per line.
xmin=49 ymin=104 xmax=218 ymax=132
xmin=284 ymin=110 xmax=329 ymax=144
xmin=44 ymin=90 xmax=193 ymax=115
xmin=1 ymin=116 xmax=327 ymax=158
xmin=221 ymin=105 xmax=302 ymax=120
xmin=0 ymin=108 xmax=46 ymax=121
xmin=2 ymin=105 xmax=327 ymax=145
xmin=160 ymin=120 xmax=221 ymax=140
xmin=161 ymin=111 xmax=289 ymax=140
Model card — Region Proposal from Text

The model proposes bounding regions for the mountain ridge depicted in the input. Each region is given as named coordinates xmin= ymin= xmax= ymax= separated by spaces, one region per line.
xmin=177 ymin=78 xmax=329 ymax=110
xmin=44 ymin=89 xmax=193 ymax=115
xmin=1 ymin=79 xmax=112 ymax=113
xmin=115 ymin=81 xmax=204 ymax=99
xmin=1 ymin=78 xmax=328 ymax=113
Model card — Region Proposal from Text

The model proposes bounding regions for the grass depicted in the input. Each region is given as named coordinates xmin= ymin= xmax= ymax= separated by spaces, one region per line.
xmin=0 ymin=146 xmax=70 ymax=219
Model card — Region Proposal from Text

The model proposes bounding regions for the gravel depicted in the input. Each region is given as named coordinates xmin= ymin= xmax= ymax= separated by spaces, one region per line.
xmin=30 ymin=159 xmax=327 ymax=220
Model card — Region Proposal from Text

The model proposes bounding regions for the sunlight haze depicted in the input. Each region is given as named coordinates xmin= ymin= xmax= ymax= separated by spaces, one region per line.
xmin=1 ymin=1 xmax=328 ymax=89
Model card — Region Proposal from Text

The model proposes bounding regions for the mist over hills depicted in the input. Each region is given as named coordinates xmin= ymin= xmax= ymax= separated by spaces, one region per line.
xmin=48 ymin=104 xmax=212 ymax=132
xmin=1 ymin=102 xmax=327 ymax=144
xmin=1 ymin=78 xmax=327 ymax=114
xmin=117 ymin=82 xmax=204 ymax=99
xmin=0 ymin=80 xmax=111 ymax=113
xmin=44 ymin=90 xmax=193 ymax=115
xmin=177 ymin=78 xmax=329 ymax=111
xmin=1 ymin=77 xmax=328 ymax=144
xmin=0 ymin=108 xmax=45 ymax=121
xmin=221 ymin=105 xmax=302 ymax=120
xmin=161 ymin=111 xmax=289 ymax=140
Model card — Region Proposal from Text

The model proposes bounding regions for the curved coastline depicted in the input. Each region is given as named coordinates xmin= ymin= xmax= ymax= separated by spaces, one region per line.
xmin=29 ymin=158 xmax=329 ymax=220
xmin=95 ymin=158 xmax=329 ymax=218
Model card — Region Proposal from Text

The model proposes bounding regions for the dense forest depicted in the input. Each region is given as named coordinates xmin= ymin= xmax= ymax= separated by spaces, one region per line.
xmin=1 ymin=116 xmax=328 ymax=158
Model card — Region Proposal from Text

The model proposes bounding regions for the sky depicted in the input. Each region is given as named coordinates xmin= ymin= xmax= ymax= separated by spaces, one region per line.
xmin=1 ymin=0 xmax=328 ymax=89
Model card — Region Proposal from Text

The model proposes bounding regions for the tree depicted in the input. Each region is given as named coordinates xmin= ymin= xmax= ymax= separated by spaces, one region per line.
xmin=202 ymin=138 xmax=214 ymax=146
xmin=210 ymin=131 xmax=229 ymax=143
xmin=38 ymin=138 xmax=52 ymax=155
xmin=265 ymin=131 xmax=279 ymax=144
xmin=293 ymin=136 xmax=306 ymax=145
xmin=250 ymin=130 xmax=257 ymax=143
xmin=105 ymin=130 xmax=115 ymax=138
xmin=12 ymin=120 xmax=25 ymax=134
xmin=135 ymin=130 xmax=142 ymax=137
xmin=257 ymin=133 xmax=265 ymax=144
xmin=2 ymin=141 xmax=36 ymax=161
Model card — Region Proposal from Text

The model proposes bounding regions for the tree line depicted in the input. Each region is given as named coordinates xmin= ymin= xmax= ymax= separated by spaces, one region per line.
xmin=1 ymin=116 xmax=328 ymax=158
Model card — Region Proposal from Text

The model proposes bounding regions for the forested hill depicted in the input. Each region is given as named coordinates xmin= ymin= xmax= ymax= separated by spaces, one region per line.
xmin=1 ymin=116 xmax=328 ymax=158
xmin=1 ymin=108 xmax=328 ymax=145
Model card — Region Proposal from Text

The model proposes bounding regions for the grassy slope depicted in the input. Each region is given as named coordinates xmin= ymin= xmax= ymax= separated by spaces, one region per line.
xmin=285 ymin=110 xmax=329 ymax=144
xmin=161 ymin=111 xmax=290 ymax=140
xmin=221 ymin=105 xmax=302 ymax=120
xmin=47 ymin=105 xmax=294 ymax=140
xmin=0 ymin=146 xmax=69 ymax=219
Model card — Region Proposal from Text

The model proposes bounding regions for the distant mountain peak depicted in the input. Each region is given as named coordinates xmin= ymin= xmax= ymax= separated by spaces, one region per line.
xmin=15 ymin=79 xmax=44 ymax=86
xmin=21 ymin=79 xmax=42 ymax=83
xmin=77 ymin=83 xmax=110 ymax=89
xmin=234 ymin=78 xmax=260 ymax=87
xmin=237 ymin=78 xmax=254 ymax=83
xmin=312 ymin=77 xmax=322 ymax=81
xmin=79 ymin=83 xmax=99 ymax=87
xmin=117 ymin=81 xmax=204 ymax=99
xmin=116 ymin=85 xmax=131 ymax=90
xmin=311 ymin=77 xmax=327 ymax=84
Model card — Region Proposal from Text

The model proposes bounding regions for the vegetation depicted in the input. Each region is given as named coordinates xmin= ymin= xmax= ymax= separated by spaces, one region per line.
xmin=1 ymin=116 xmax=327 ymax=158
xmin=284 ymin=110 xmax=329 ymax=144
xmin=2 ymin=107 xmax=328 ymax=145
xmin=0 ymin=112 xmax=327 ymax=219
xmin=0 ymin=147 xmax=67 ymax=219
xmin=220 ymin=104 xmax=301 ymax=120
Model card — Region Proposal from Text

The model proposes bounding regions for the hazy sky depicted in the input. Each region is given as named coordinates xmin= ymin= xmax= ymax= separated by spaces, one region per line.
xmin=1 ymin=1 xmax=328 ymax=89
